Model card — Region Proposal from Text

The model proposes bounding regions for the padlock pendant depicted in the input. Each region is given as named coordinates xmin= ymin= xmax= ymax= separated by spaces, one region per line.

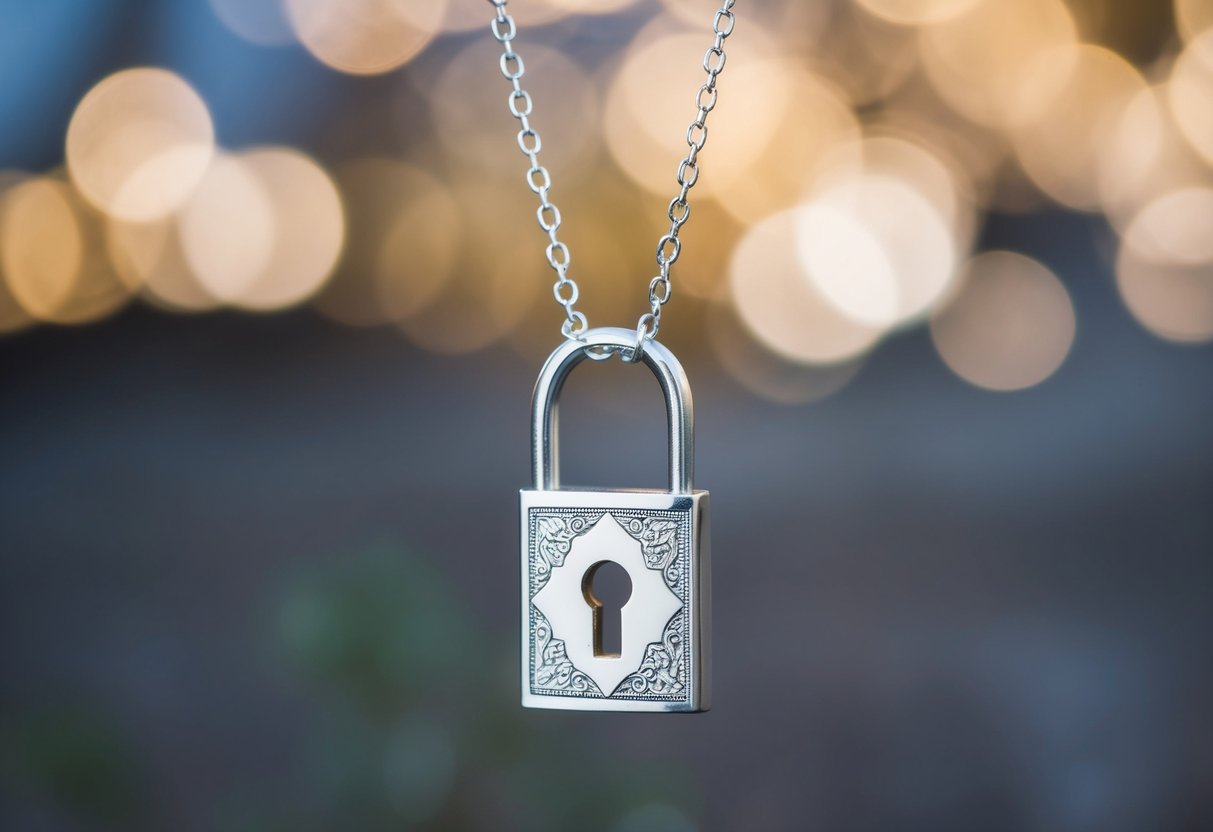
xmin=520 ymin=327 xmax=711 ymax=712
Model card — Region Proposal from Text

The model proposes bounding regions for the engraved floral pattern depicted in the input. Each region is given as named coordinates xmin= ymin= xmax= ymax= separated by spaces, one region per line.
xmin=533 ymin=514 xmax=594 ymax=592
xmin=614 ymin=611 xmax=685 ymax=696
xmin=638 ymin=518 xmax=679 ymax=569
xmin=532 ymin=610 xmax=601 ymax=695
xmin=528 ymin=508 xmax=692 ymax=701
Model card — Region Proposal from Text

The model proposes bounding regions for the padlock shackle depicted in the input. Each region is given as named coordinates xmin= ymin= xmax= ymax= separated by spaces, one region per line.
xmin=531 ymin=327 xmax=694 ymax=493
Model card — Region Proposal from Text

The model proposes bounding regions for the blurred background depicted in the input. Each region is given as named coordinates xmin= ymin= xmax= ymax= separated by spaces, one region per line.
xmin=1 ymin=0 xmax=1212 ymax=829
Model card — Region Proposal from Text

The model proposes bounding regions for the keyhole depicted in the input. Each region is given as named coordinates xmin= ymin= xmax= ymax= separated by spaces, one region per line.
xmin=582 ymin=561 xmax=632 ymax=658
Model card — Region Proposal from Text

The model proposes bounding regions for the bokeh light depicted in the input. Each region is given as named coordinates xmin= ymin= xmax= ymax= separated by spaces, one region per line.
xmin=1013 ymin=45 xmax=1147 ymax=211
xmin=397 ymin=182 xmax=540 ymax=355
xmin=375 ymin=171 xmax=461 ymax=324
xmin=918 ymin=0 xmax=1077 ymax=129
xmin=316 ymin=158 xmax=458 ymax=328
xmin=0 ymin=0 xmax=1208 ymax=389
xmin=709 ymin=63 xmax=860 ymax=225
xmin=0 ymin=173 xmax=35 ymax=334
xmin=228 ymin=147 xmax=345 ymax=312
xmin=107 ymin=215 xmax=220 ymax=313
xmin=66 ymin=68 xmax=215 ymax=223
xmin=0 ymin=178 xmax=80 ymax=321
xmin=707 ymin=299 xmax=863 ymax=405
xmin=605 ymin=23 xmax=799 ymax=206
xmin=546 ymin=0 xmax=642 ymax=14
xmin=931 ymin=251 xmax=1075 ymax=391
xmin=1117 ymin=244 xmax=1213 ymax=344
xmin=1098 ymin=85 xmax=1213 ymax=232
xmin=854 ymin=0 xmax=983 ymax=27
xmin=809 ymin=3 xmax=919 ymax=107
xmin=440 ymin=0 xmax=569 ymax=32
xmin=0 ymin=278 xmax=31 ymax=334
xmin=1168 ymin=30 xmax=1213 ymax=169
xmin=0 ymin=177 xmax=132 ymax=325
xmin=178 ymin=153 xmax=276 ymax=303
xmin=1117 ymin=184 xmax=1213 ymax=343
xmin=286 ymin=0 xmax=447 ymax=75
xmin=794 ymin=199 xmax=900 ymax=326
xmin=209 ymin=0 xmax=296 ymax=46
xmin=730 ymin=209 xmax=884 ymax=365
xmin=864 ymin=92 xmax=1006 ymax=215
xmin=660 ymin=0 xmax=829 ymax=49
xmin=135 ymin=144 xmax=339 ymax=315
xmin=1122 ymin=187 xmax=1213 ymax=266
xmin=801 ymin=152 xmax=962 ymax=327
xmin=819 ymin=134 xmax=973 ymax=242
xmin=1175 ymin=0 xmax=1213 ymax=57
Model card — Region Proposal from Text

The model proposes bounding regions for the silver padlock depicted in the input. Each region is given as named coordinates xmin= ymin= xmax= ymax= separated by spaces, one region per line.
xmin=520 ymin=327 xmax=711 ymax=713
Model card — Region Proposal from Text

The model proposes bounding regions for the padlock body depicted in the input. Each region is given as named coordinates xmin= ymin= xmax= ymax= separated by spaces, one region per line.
xmin=520 ymin=488 xmax=710 ymax=712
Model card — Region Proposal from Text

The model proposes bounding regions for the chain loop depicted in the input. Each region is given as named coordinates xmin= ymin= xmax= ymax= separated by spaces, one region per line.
xmin=487 ymin=0 xmax=735 ymax=350
xmin=649 ymin=274 xmax=673 ymax=305
xmin=561 ymin=311 xmax=588 ymax=339
xmin=545 ymin=240 xmax=570 ymax=270
xmin=552 ymin=278 xmax=578 ymax=305
xmin=508 ymin=88 xmax=532 ymax=117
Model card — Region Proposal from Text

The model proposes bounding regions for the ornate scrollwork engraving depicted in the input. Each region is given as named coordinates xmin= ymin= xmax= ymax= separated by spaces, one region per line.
xmin=533 ymin=514 xmax=596 ymax=593
xmin=614 ymin=611 xmax=686 ymax=696
xmin=528 ymin=508 xmax=692 ymax=701
xmin=638 ymin=518 xmax=679 ymax=569
xmin=532 ymin=609 xmax=601 ymax=695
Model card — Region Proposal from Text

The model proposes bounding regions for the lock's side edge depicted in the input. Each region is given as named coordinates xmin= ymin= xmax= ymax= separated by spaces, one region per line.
xmin=519 ymin=488 xmax=531 ymax=711
xmin=692 ymin=490 xmax=711 ymax=713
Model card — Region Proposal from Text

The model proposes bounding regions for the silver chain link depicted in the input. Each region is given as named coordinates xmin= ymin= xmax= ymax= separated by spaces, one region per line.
xmin=487 ymin=0 xmax=736 ymax=353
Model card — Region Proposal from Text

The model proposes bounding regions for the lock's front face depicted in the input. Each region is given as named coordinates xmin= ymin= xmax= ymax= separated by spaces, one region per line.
xmin=520 ymin=488 xmax=710 ymax=712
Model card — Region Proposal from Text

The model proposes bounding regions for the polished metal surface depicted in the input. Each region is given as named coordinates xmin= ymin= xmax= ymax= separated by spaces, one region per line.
xmin=520 ymin=489 xmax=711 ymax=713
xmin=530 ymin=327 xmax=693 ymax=494
xmin=486 ymin=0 xmax=737 ymax=350
xmin=521 ymin=330 xmax=710 ymax=713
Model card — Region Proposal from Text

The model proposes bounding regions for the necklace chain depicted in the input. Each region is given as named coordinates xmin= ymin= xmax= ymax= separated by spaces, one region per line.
xmin=487 ymin=0 xmax=737 ymax=350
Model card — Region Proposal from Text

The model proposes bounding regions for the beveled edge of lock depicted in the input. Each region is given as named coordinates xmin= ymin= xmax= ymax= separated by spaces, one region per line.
xmin=518 ymin=487 xmax=708 ymax=507
xmin=520 ymin=692 xmax=706 ymax=713
xmin=521 ymin=486 xmax=708 ymax=496
xmin=519 ymin=489 xmax=711 ymax=714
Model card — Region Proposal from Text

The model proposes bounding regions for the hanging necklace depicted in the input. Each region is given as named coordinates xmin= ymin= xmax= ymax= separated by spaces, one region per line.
xmin=488 ymin=0 xmax=736 ymax=713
